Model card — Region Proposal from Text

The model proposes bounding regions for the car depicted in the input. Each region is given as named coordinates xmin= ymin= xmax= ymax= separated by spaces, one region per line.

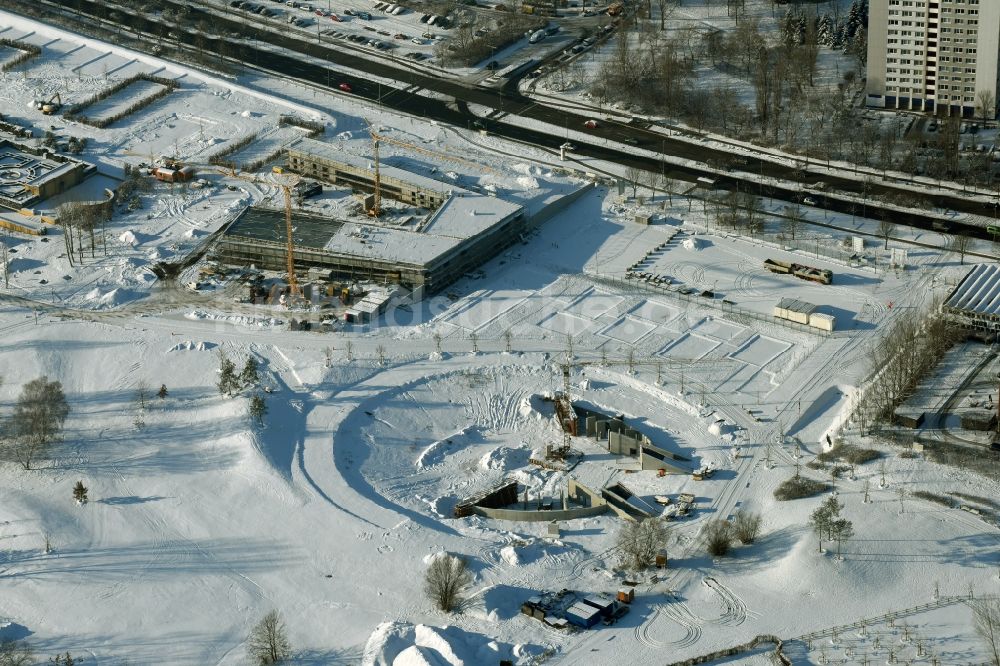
xmin=584 ymin=119 xmax=598 ymax=129
xmin=392 ymin=5 xmax=405 ymax=14
xmin=803 ymin=196 xmax=817 ymax=206
xmin=394 ymin=32 xmax=406 ymax=39
xmin=315 ymin=9 xmax=326 ymax=15
xmin=302 ymin=3 xmax=312 ymax=9
xmin=357 ymin=11 xmax=371 ymax=19
xmin=338 ymin=82 xmax=352 ymax=92
xmin=419 ymin=13 xmax=430 ymax=22
xmin=343 ymin=8 xmax=354 ymax=14
xmin=422 ymin=31 xmax=434 ymax=38
xmin=229 ymin=1 xmax=241 ymax=6
xmin=411 ymin=37 xmax=423 ymax=44
xmin=330 ymin=13 xmax=340 ymax=20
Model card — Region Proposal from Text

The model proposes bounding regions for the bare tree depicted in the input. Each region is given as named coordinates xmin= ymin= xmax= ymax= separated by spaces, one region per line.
xmin=974 ymin=597 xmax=1000 ymax=666
xmin=977 ymin=89 xmax=996 ymax=126
xmin=951 ymin=234 xmax=972 ymax=265
xmin=0 ymin=639 xmax=34 ymax=666
xmin=624 ymin=166 xmax=644 ymax=198
xmin=732 ymin=509 xmax=763 ymax=544
xmin=247 ymin=610 xmax=291 ymax=665
xmin=5 ymin=376 xmax=70 ymax=470
xmin=135 ymin=379 xmax=149 ymax=410
xmin=878 ymin=218 xmax=896 ymax=250
xmin=616 ymin=517 xmax=670 ymax=570
xmin=424 ymin=553 xmax=472 ymax=612
xmin=782 ymin=204 xmax=805 ymax=240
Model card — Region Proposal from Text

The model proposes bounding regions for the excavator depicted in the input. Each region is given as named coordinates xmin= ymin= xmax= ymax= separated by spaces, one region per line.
xmin=34 ymin=93 xmax=61 ymax=115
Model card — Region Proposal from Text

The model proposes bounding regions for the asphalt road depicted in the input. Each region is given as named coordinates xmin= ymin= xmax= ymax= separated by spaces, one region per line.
xmin=23 ymin=0 xmax=1000 ymax=239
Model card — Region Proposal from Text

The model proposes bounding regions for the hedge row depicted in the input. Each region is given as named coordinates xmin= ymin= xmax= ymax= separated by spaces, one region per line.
xmin=0 ymin=38 xmax=41 ymax=72
xmin=64 ymin=73 xmax=179 ymax=128
xmin=278 ymin=114 xmax=324 ymax=136
xmin=207 ymin=132 xmax=259 ymax=169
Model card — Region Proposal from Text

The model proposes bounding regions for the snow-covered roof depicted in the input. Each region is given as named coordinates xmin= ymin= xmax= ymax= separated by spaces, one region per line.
xmin=944 ymin=264 xmax=1000 ymax=318
xmin=775 ymin=298 xmax=817 ymax=314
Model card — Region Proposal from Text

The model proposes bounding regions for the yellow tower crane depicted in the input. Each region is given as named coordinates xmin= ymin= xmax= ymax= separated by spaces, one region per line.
xmin=215 ymin=168 xmax=302 ymax=299
xmin=365 ymin=122 xmax=499 ymax=217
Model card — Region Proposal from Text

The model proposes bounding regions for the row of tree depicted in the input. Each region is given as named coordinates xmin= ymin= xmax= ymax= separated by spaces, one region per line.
xmin=851 ymin=305 xmax=959 ymax=435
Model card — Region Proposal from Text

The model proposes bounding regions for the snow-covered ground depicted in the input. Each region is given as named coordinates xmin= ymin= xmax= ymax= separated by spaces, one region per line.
xmin=0 ymin=9 xmax=998 ymax=666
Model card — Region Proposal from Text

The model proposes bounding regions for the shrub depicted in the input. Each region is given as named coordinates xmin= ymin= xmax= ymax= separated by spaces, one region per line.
xmin=732 ymin=510 xmax=763 ymax=545
xmin=912 ymin=490 xmax=953 ymax=508
xmin=774 ymin=476 xmax=828 ymax=501
xmin=704 ymin=520 xmax=733 ymax=557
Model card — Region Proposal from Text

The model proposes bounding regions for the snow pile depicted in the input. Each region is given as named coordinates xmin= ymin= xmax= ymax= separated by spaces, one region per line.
xmin=416 ymin=428 xmax=471 ymax=470
xmin=167 ymin=340 xmax=215 ymax=352
xmin=363 ymin=621 xmax=526 ymax=666
xmin=516 ymin=175 xmax=539 ymax=190
xmin=500 ymin=545 xmax=520 ymax=566
xmin=682 ymin=237 xmax=702 ymax=251
xmin=119 ymin=230 xmax=138 ymax=246
xmin=83 ymin=287 xmax=140 ymax=308
xmin=185 ymin=310 xmax=283 ymax=327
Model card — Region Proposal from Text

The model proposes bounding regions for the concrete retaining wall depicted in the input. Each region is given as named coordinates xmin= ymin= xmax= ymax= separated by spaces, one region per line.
xmin=528 ymin=182 xmax=596 ymax=229
xmin=471 ymin=503 xmax=609 ymax=522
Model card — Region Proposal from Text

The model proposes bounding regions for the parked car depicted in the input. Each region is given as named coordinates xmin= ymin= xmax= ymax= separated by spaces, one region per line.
xmin=329 ymin=13 xmax=341 ymax=20
xmin=357 ymin=11 xmax=371 ymax=19
xmin=419 ymin=13 xmax=430 ymax=22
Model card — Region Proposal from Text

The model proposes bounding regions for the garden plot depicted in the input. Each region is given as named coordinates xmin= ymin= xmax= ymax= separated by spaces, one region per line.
xmin=71 ymin=50 xmax=138 ymax=77
xmin=630 ymin=299 xmax=680 ymax=325
xmin=598 ymin=315 xmax=658 ymax=345
xmin=729 ymin=334 xmax=791 ymax=367
xmin=659 ymin=332 xmax=722 ymax=361
xmin=81 ymin=78 xmax=171 ymax=125
xmin=691 ymin=317 xmax=748 ymax=343
xmin=219 ymin=125 xmax=312 ymax=169
xmin=442 ymin=289 xmax=528 ymax=332
xmin=564 ymin=289 xmax=623 ymax=320
xmin=537 ymin=309 xmax=591 ymax=337
xmin=0 ymin=43 xmax=30 ymax=70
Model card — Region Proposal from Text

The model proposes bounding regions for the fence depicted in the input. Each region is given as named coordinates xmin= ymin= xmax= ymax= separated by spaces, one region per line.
xmin=664 ymin=634 xmax=789 ymax=666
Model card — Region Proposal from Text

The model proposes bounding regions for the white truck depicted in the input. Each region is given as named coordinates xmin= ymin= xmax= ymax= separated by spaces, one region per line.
xmin=528 ymin=29 xmax=546 ymax=44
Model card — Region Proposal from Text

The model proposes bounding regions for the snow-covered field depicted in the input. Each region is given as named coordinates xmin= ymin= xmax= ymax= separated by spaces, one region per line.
xmin=0 ymin=9 xmax=998 ymax=666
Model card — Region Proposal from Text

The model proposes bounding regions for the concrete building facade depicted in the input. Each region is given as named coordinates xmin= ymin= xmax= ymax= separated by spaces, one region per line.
xmin=866 ymin=0 xmax=1000 ymax=117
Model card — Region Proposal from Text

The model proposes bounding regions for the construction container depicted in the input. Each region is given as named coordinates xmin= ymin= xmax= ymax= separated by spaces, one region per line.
xmin=617 ymin=588 xmax=634 ymax=604
xmin=773 ymin=298 xmax=816 ymax=325
xmin=655 ymin=550 xmax=668 ymax=568
xmin=565 ymin=602 xmax=602 ymax=628
xmin=583 ymin=595 xmax=615 ymax=616
xmin=809 ymin=312 xmax=836 ymax=332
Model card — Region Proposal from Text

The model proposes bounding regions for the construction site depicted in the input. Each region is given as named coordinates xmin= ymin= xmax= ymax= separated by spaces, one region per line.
xmin=215 ymin=137 xmax=530 ymax=297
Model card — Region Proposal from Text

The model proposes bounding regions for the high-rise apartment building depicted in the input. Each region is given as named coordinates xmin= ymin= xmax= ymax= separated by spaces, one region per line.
xmin=866 ymin=0 xmax=1000 ymax=117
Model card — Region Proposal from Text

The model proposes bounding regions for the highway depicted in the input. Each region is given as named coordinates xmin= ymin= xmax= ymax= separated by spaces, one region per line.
xmin=16 ymin=0 xmax=1000 ymax=239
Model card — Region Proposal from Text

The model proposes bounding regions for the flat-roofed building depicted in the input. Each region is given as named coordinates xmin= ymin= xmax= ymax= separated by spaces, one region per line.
xmin=867 ymin=0 xmax=1000 ymax=117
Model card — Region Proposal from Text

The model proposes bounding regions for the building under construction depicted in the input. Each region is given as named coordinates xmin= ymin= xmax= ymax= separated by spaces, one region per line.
xmin=215 ymin=138 xmax=526 ymax=296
